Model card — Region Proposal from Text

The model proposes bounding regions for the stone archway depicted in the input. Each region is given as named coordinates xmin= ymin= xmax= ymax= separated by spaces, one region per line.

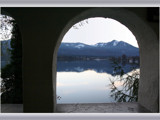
xmin=0 ymin=12 xmax=23 ymax=112
xmin=53 ymin=8 xmax=158 ymax=112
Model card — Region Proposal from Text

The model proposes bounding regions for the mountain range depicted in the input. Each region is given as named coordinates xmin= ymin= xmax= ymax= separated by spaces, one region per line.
xmin=1 ymin=40 xmax=139 ymax=64
xmin=1 ymin=40 xmax=11 ymax=68
xmin=1 ymin=40 xmax=11 ymax=61
xmin=58 ymin=40 xmax=139 ymax=57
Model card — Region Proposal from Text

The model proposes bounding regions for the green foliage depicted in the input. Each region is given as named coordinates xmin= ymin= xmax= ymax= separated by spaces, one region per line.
xmin=109 ymin=62 xmax=139 ymax=102
xmin=1 ymin=19 xmax=22 ymax=103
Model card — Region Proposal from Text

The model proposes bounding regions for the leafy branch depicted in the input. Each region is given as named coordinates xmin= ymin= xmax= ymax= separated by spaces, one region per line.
xmin=0 ymin=15 xmax=14 ymax=40
xmin=72 ymin=19 xmax=89 ymax=29
xmin=109 ymin=62 xmax=139 ymax=102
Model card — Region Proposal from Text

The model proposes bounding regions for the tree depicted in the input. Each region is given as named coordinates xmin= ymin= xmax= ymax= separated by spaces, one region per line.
xmin=109 ymin=61 xmax=139 ymax=102
xmin=0 ymin=15 xmax=13 ymax=40
xmin=72 ymin=19 xmax=89 ymax=29
xmin=1 ymin=17 xmax=23 ymax=103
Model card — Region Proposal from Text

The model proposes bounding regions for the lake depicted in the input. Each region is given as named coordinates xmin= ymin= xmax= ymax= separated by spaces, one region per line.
xmin=56 ymin=59 xmax=139 ymax=104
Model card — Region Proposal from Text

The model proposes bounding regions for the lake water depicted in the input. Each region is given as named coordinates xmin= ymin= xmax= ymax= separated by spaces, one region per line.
xmin=56 ymin=59 xmax=139 ymax=104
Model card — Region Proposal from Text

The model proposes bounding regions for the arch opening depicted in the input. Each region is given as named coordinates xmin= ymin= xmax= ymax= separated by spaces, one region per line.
xmin=53 ymin=8 xmax=158 ymax=112
xmin=56 ymin=17 xmax=140 ymax=104
xmin=0 ymin=14 xmax=23 ymax=107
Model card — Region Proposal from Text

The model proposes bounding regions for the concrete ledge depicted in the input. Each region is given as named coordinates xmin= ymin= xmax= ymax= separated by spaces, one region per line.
xmin=1 ymin=103 xmax=150 ymax=113
xmin=56 ymin=102 xmax=151 ymax=113
xmin=1 ymin=104 xmax=23 ymax=113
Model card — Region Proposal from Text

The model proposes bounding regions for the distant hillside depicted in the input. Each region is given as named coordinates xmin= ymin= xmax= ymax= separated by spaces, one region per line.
xmin=58 ymin=40 xmax=139 ymax=57
xmin=1 ymin=40 xmax=139 ymax=68
xmin=1 ymin=40 xmax=11 ymax=68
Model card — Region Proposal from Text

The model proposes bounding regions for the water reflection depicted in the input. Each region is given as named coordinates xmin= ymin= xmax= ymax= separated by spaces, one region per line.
xmin=57 ymin=60 xmax=138 ymax=74
xmin=57 ymin=70 xmax=115 ymax=103
xmin=56 ymin=60 xmax=139 ymax=104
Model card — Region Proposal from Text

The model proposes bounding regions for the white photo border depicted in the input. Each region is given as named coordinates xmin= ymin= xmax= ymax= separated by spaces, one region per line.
xmin=0 ymin=0 xmax=159 ymax=7
xmin=0 ymin=0 xmax=160 ymax=120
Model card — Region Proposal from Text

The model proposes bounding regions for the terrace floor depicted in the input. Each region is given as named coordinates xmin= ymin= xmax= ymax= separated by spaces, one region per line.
xmin=56 ymin=102 xmax=150 ymax=113
xmin=1 ymin=102 xmax=150 ymax=113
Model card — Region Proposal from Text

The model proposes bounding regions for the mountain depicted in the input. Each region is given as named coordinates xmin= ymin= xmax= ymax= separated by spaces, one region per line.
xmin=58 ymin=40 xmax=139 ymax=57
xmin=1 ymin=40 xmax=139 ymax=68
xmin=1 ymin=40 xmax=11 ymax=68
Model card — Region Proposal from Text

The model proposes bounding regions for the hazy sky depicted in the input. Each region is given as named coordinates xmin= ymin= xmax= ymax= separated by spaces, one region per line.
xmin=1 ymin=16 xmax=138 ymax=48
xmin=62 ymin=17 xmax=138 ymax=48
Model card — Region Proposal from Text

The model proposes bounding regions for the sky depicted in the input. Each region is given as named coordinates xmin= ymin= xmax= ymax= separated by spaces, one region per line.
xmin=1 ymin=16 xmax=138 ymax=48
xmin=62 ymin=17 xmax=138 ymax=48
